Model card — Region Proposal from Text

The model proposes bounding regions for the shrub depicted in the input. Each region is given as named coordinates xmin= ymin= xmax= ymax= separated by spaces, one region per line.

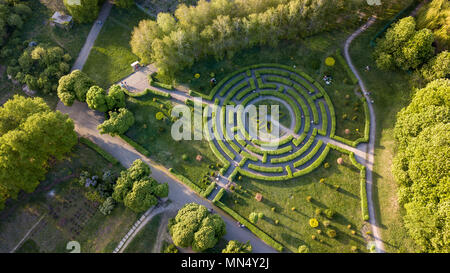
xmin=99 ymin=197 xmax=116 ymax=215
xmin=298 ymin=245 xmax=310 ymax=253
xmin=315 ymin=208 xmax=322 ymax=216
xmin=98 ymin=108 xmax=135 ymax=136
xmin=163 ymin=243 xmax=179 ymax=253
xmin=309 ymin=218 xmax=319 ymax=228
xmin=306 ymin=196 xmax=312 ymax=202
xmin=323 ymin=220 xmax=331 ymax=227
xmin=324 ymin=209 xmax=335 ymax=219
xmin=327 ymin=229 xmax=337 ymax=238
xmin=249 ymin=212 xmax=259 ymax=224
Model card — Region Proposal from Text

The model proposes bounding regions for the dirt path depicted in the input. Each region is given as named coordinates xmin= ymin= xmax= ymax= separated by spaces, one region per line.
xmin=343 ymin=16 xmax=385 ymax=253
xmin=153 ymin=211 xmax=173 ymax=253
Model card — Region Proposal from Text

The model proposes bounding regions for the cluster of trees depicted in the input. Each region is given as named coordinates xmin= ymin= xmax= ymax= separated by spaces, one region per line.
xmin=222 ymin=240 xmax=252 ymax=253
xmin=169 ymin=203 xmax=226 ymax=252
xmin=393 ymin=79 xmax=449 ymax=252
xmin=112 ymin=159 xmax=168 ymax=213
xmin=86 ymin=84 xmax=126 ymax=112
xmin=63 ymin=0 xmax=133 ymax=23
xmin=417 ymin=0 xmax=449 ymax=50
xmin=130 ymin=0 xmax=360 ymax=76
xmin=0 ymin=96 xmax=77 ymax=210
xmin=57 ymin=69 xmax=96 ymax=106
xmin=0 ymin=0 xmax=32 ymax=54
xmin=7 ymin=45 xmax=72 ymax=94
xmin=374 ymin=15 xmax=450 ymax=82
xmin=374 ymin=16 xmax=435 ymax=71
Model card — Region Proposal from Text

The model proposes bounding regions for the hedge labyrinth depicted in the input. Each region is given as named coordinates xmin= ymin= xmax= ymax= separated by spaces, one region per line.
xmin=203 ymin=64 xmax=338 ymax=181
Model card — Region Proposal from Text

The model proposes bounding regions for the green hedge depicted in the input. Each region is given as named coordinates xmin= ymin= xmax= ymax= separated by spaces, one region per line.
xmin=212 ymin=188 xmax=225 ymax=203
xmin=124 ymin=87 xmax=172 ymax=98
xmin=201 ymin=182 xmax=216 ymax=198
xmin=79 ymin=137 xmax=119 ymax=165
xmin=213 ymin=200 xmax=284 ymax=252
xmin=219 ymin=74 xmax=246 ymax=96
xmin=237 ymin=168 xmax=289 ymax=181
xmin=318 ymin=101 xmax=328 ymax=136
xmin=119 ymin=135 xmax=150 ymax=157
xmin=248 ymin=164 xmax=284 ymax=173
xmin=293 ymin=143 xmax=330 ymax=177
xmin=150 ymin=81 xmax=173 ymax=90
xmin=293 ymin=140 xmax=323 ymax=168
xmin=271 ymin=134 xmax=315 ymax=164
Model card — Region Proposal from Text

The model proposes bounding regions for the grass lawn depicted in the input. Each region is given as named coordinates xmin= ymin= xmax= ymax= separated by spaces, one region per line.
xmin=254 ymin=99 xmax=292 ymax=129
xmin=348 ymin=19 xmax=418 ymax=253
xmin=221 ymin=150 xmax=368 ymax=253
xmin=83 ymin=5 xmax=150 ymax=89
xmin=124 ymin=213 xmax=162 ymax=253
xmin=125 ymin=95 xmax=222 ymax=190
xmin=0 ymin=142 xmax=138 ymax=253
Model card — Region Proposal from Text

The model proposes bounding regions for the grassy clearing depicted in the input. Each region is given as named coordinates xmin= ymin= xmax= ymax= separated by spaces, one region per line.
xmin=222 ymin=150 xmax=368 ymax=253
xmin=83 ymin=5 xmax=150 ymax=89
xmin=125 ymin=95 xmax=221 ymax=190
xmin=124 ymin=213 xmax=162 ymax=253
xmin=0 ymin=142 xmax=138 ymax=253
xmin=349 ymin=18 xmax=418 ymax=253
xmin=254 ymin=99 xmax=292 ymax=129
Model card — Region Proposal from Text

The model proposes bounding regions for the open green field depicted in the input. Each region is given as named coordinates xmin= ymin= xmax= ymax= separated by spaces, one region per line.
xmin=83 ymin=5 xmax=150 ymax=89
xmin=124 ymin=213 xmax=162 ymax=253
xmin=221 ymin=150 xmax=368 ymax=253
xmin=0 ymin=142 xmax=138 ymax=253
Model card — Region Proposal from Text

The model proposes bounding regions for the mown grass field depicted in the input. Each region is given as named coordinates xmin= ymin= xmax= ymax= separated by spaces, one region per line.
xmin=221 ymin=150 xmax=368 ymax=253
xmin=83 ymin=5 xmax=150 ymax=89
xmin=124 ymin=213 xmax=162 ymax=253
xmin=0 ymin=142 xmax=138 ymax=253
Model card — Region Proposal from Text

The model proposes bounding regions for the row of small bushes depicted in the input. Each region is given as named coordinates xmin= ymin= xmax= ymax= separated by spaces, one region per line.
xmin=252 ymin=135 xmax=294 ymax=148
xmin=240 ymin=150 xmax=258 ymax=162
xmin=119 ymin=135 xmax=151 ymax=157
xmin=246 ymin=142 xmax=292 ymax=156
xmin=201 ymin=182 xmax=216 ymax=198
xmin=79 ymin=137 xmax=119 ymax=165
xmin=248 ymin=164 xmax=284 ymax=173
xmin=285 ymin=88 xmax=311 ymax=134
xmin=238 ymin=168 xmax=290 ymax=181
xmin=123 ymin=87 xmax=172 ymax=99
xmin=213 ymin=199 xmax=284 ymax=252
xmin=219 ymin=74 xmax=246 ymax=96
xmin=223 ymin=80 xmax=249 ymax=104
xmin=335 ymin=49 xmax=358 ymax=85
xmin=169 ymin=168 xmax=217 ymax=198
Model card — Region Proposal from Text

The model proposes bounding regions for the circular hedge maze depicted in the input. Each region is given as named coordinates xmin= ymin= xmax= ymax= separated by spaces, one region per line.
xmin=203 ymin=64 xmax=336 ymax=181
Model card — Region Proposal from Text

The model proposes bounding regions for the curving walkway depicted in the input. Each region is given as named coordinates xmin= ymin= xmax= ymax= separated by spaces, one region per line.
xmin=343 ymin=16 xmax=384 ymax=253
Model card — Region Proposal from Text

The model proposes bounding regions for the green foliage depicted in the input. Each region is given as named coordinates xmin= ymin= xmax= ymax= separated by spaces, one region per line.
xmin=222 ymin=240 xmax=252 ymax=253
xmin=393 ymin=79 xmax=450 ymax=252
xmin=421 ymin=51 xmax=450 ymax=82
xmin=57 ymin=70 xmax=96 ymax=106
xmin=98 ymin=108 xmax=135 ymax=136
xmin=8 ymin=45 xmax=71 ymax=94
xmin=107 ymin=85 xmax=127 ymax=109
xmin=374 ymin=16 xmax=434 ymax=71
xmin=417 ymin=0 xmax=450 ymax=49
xmin=298 ymin=245 xmax=309 ymax=253
xmin=86 ymin=85 xmax=108 ymax=112
xmin=0 ymin=1 xmax=31 ymax=52
xmin=64 ymin=0 xmax=100 ymax=23
xmin=169 ymin=203 xmax=226 ymax=252
xmin=249 ymin=212 xmax=259 ymax=224
xmin=130 ymin=0 xmax=360 ymax=76
xmin=0 ymin=95 xmax=77 ymax=209
xmin=324 ymin=208 xmax=335 ymax=219
xmin=99 ymin=197 xmax=116 ymax=215
xmin=163 ymin=243 xmax=179 ymax=253
xmin=112 ymin=159 xmax=167 ymax=213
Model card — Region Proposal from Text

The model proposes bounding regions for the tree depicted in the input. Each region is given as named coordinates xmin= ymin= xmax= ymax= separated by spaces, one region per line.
xmin=86 ymin=85 xmax=108 ymax=112
xmin=114 ymin=0 xmax=134 ymax=9
xmin=417 ymin=0 xmax=450 ymax=50
xmin=106 ymin=84 xmax=126 ymax=110
xmin=57 ymin=70 xmax=96 ymax=106
xmin=421 ymin=51 xmax=450 ymax=82
xmin=374 ymin=16 xmax=435 ymax=71
xmin=112 ymin=159 xmax=166 ymax=212
xmin=0 ymin=95 xmax=77 ymax=210
xmin=393 ymin=79 xmax=450 ymax=252
xmin=222 ymin=240 xmax=252 ymax=253
xmin=63 ymin=0 xmax=100 ymax=23
xmin=169 ymin=203 xmax=226 ymax=252
xmin=97 ymin=108 xmax=135 ymax=136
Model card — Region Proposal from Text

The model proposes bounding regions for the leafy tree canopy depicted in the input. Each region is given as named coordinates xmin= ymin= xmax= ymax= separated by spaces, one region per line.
xmin=222 ymin=240 xmax=252 ymax=253
xmin=57 ymin=70 xmax=96 ymax=106
xmin=98 ymin=108 xmax=135 ymax=136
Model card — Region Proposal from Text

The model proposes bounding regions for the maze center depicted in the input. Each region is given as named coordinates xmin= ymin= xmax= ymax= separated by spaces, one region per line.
xmin=205 ymin=64 xmax=337 ymax=181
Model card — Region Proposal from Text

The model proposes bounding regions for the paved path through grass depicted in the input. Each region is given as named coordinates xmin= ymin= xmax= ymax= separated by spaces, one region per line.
xmin=71 ymin=1 xmax=113 ymax=71
xmin=344 ymin=16 xmax=384 ymax=253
